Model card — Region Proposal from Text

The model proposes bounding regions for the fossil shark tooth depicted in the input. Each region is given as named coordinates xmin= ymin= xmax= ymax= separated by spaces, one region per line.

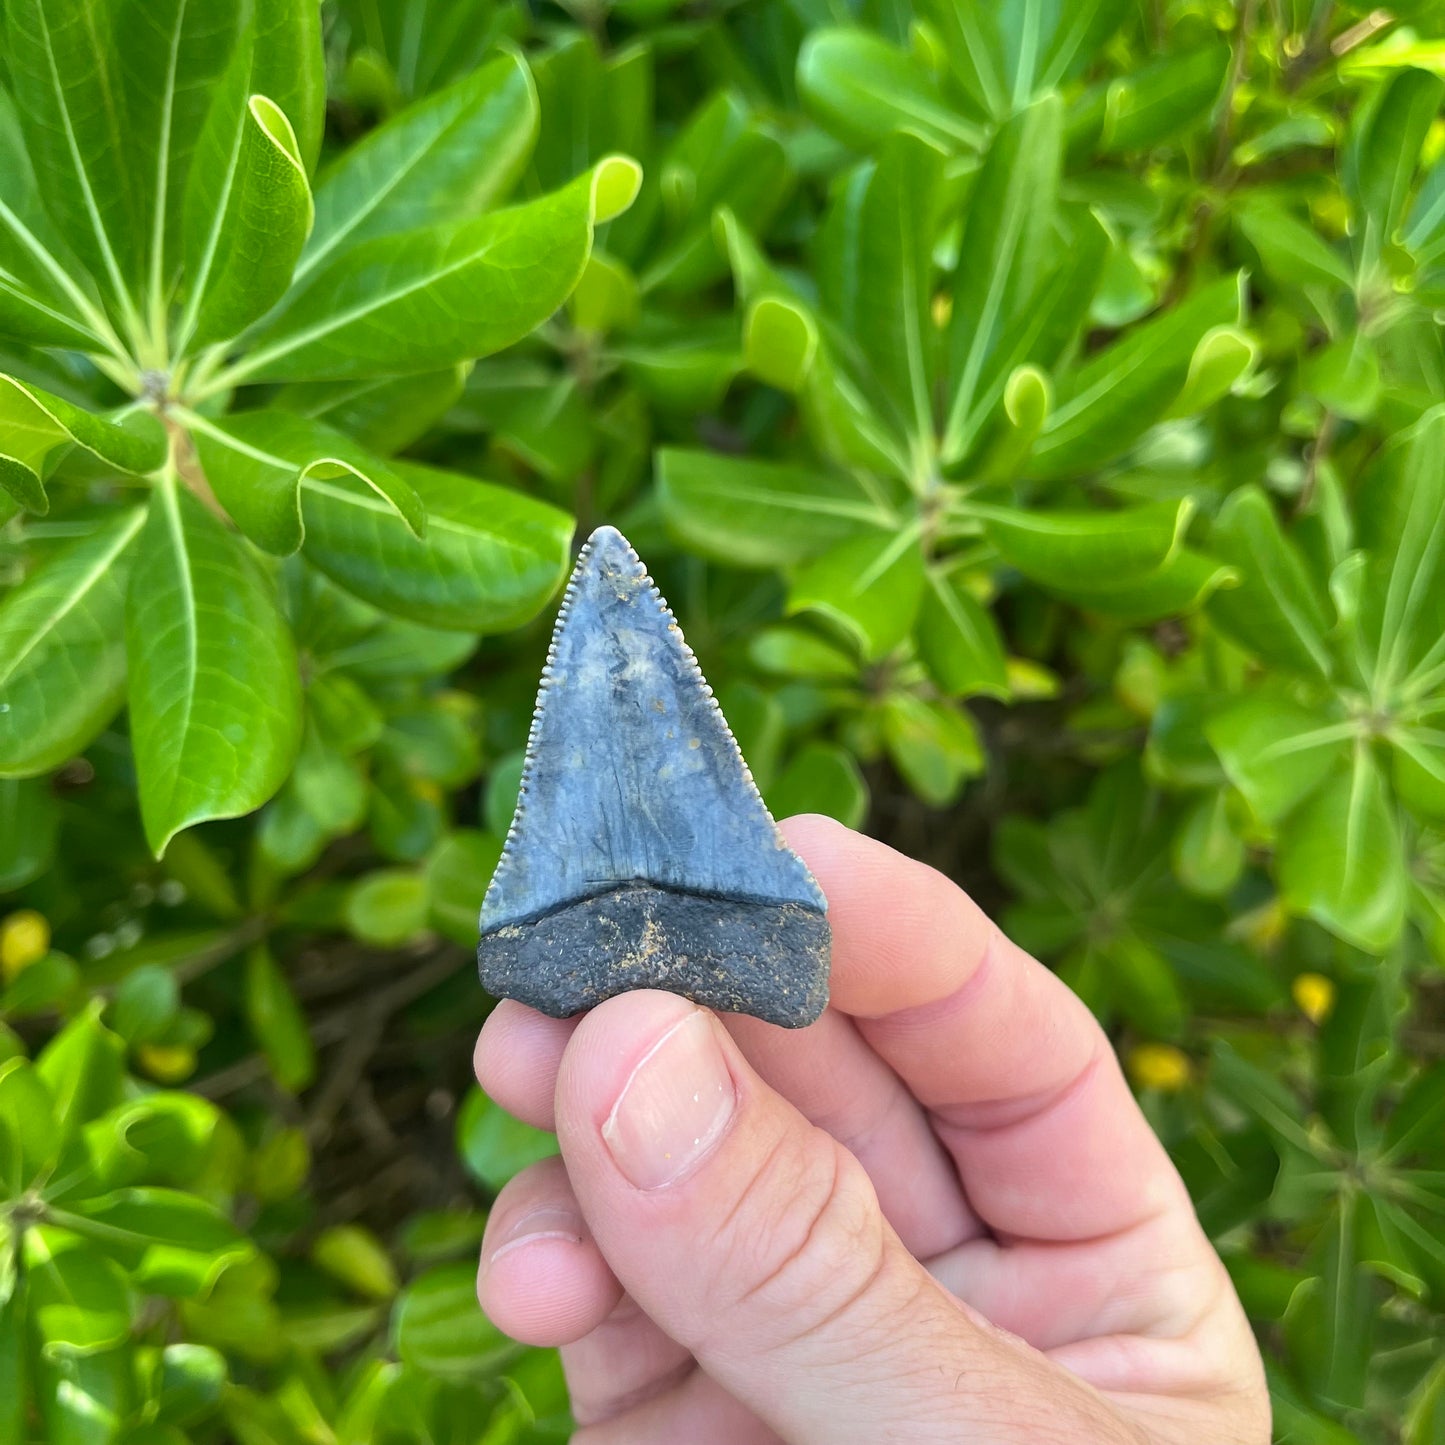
xmin=478 ymin=525 xmax=830 ymax=1028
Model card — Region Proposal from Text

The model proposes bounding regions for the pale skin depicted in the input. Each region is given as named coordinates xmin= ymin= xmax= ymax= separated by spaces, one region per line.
xmin=473 ymin=815 xmax=1272 ymax=1444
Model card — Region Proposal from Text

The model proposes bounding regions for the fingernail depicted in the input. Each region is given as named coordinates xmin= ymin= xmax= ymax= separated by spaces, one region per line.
xmin=602 ymin=1010 xmax=737 ymax=1190
xmin=488 ymin=1205 xmax=584 ymax=1264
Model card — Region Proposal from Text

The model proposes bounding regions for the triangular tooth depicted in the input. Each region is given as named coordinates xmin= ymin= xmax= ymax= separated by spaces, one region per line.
xmin=482 ymin=525 xmax=825 ymax=935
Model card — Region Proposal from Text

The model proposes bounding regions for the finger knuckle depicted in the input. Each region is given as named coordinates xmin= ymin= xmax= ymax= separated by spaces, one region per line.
xmin=712 ymin=1132 xmax=895 ymax=1352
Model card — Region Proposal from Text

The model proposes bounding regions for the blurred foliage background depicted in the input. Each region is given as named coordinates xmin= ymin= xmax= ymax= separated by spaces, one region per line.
xmin=2 ymin=0 xmax=1445 ymax=1440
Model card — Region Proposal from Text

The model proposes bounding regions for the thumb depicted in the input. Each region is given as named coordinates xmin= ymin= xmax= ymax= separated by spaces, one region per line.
xmin=554 ymin=991 xmax=1124 ymax=1445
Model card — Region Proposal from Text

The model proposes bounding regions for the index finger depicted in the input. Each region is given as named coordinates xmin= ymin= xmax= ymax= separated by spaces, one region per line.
xmin=782 ymin=815 xmax=1192 ymax=1244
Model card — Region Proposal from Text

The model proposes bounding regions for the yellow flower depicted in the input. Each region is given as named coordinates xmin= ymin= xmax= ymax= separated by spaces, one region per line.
xmin=1292 ymin=972 xmax=1335 ymax=1025
xmin=1127 ymin=1043 xmax=1192 ymax=1093
xmin=137 ymin=1043 xmax=197 ymax=1083
xmin=1 ymin=910 xmax=50 ymax=983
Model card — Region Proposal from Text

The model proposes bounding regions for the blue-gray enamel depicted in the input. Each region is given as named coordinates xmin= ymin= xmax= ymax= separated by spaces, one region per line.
xmin=477 ymin=525 xmax=830 ymax=1027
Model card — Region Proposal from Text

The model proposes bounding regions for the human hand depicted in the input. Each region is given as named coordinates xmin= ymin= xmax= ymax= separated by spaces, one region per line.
xmin=472 ymin=815 xmax=1270 ymax=1444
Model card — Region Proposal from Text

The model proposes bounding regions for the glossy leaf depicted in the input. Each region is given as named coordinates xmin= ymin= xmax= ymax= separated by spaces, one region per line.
xmin=4 ymin=0 xmax=141 ymax=315
xmin=424 ymin=830 xmax=502 ymax=946
xmin=1206 ymin=690 xmax=1348 ymax=824
xmin=393 ymin=1264 xmax=515 ymax=1376
xmin=0 ymin=509 xmax=143 ymax=776
xmin=1278 ymin=744 xmax=1407 ymax=952
xmin=457 ymin=1088 xmax=558 ymax=1192
xmin=788 ymin=529 xmax=925 ymax=661
xmin=0 ymin=376 xmax=165 ymax=513
xmin=126 ymin=483 xmax=303 ymax=855
xmin=979 ymin=499 xmax=1190 ymax=591
xmin=1209 ymin=486 xmax=1334 ymax=679
xmin=1028 ymin=277 xmax=1240 ymax=477
xmin=35 ymin=1004 xmax=125 ymax=1137
xmin=187 ymin=408 xmax=424 ymax=556
xmin=882 ymin=694 xmax=983 ymax=807
xmin=943 ymin=95 xmax=1063 ymax=462
xmin=767 ymin=741 xmax=869 ymax=828
xmin=179 ymin=92 xmax=312 ymax=347
xmin=299 ymin=51 xmax=537 ymax=287
xmin=918 ymin=570 xmax=1009 ymax=700
xmin=797 ymin=29 xmax=982 ymax=155
xmin=236 ymin=156 xmax=641 ymax=382
xmin=299 ymin=460 xmax=571 ymax=632
xmin=818 ymin=129 xmax=945 ymax=450
xmin=0 ymin=87 xmax=108 ymax=349
xmin=25 ymin=1231 xmax=135 ymax=1356
xmin=243 ymin=943 xmax=314 ymax=1094
xmin=656 ymin=448 xmax=890 ymax=568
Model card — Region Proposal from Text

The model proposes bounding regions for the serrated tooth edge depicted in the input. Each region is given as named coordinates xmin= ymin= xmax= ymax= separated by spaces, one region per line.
xmin=481 ymin=529 xmax=826 ymax=923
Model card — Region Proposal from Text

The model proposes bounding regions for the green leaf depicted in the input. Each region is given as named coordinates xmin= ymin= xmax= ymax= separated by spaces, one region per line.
xmin=113 ymin=0 xmax=245 ymax=315
xmin=299 ymin=460 xmax=572 ymax=632
xmin=1102 ymin=933 xmax=1186 ymax=1037
xmin=1208 ymin=486 xmax=1334 ymax=679
xmin=0 ymin=1293 xmax=22 ymax=1443
xmin=1172 ymin=790 xmax=1245 ymax=898
xmin=943 ymin=94 xmax=1062 ymax=458
xmin=36 ymin=1003 xmax=125 ymax=1136
xmin=56 ymin=1187 xmax=246 ymax=1296
xmin=1278 ymin=743 xmax=1407 ymax=952
xmin=742 ymin=296 xmax=816 ymax=392
xmin=747 ymin=624 xmax=859 ymax=681
xmin=765 ymin=742 xmax=868 ymax=829
xmin=1358 ymin=408 xmax=1445 ymax=695
xmin=788 ymin=529 xmax=925 ymax=660
xmin=312 ymin=1224 xmax=398 ymax=1301
xmin=1206 ymin=690 xmax=1348 ymax=824
xmin=272 ymin=366 xmax=470 ymax=457
xmin=393 ymin=1263 xmax=515 ymax=1376
xmin=1165 ymin=325 xmax=1257 ymax=419
xmin=0 ymin=780 xmax=59 ymax=890
xmin=25 ymin=1230 xmax=136 ymax=1357
xmin=1027 ymin=276 xmax=1240 ymax=477
xmin=0 ymin=509 xmax=144 ymax=777
xmin=186 ymin=408 xmax=424 ymax=556
xmin=300 ymin=51 xmax=537 ymax=288
xmin=154 ymin=1343 xmax=227 ymax=1428
xmin=656 ymin=449 xmax=890 ymax=568
xmin=0 ymin=87 xmax=110 ymax=350
xmin=1235 ymin=196 xmax=1354 ymax=294
xmin=942 ymin=207 xmax=1108 ymax=466
xmin=1385 ymin=1063 xmax=1445 ymax=1163
xmin=0 ymin=1057 xmax=59 ymax=1183
xmin=1344 ymin=68 xmax=1445 ymax=265
xmin=1073 ymin=548 xmax=1238 ymax=623
xmin=1395 ymin=733 xmax=1445 ymax=820
xmin=1285 ymin=1196 xmax=1373 ymax=1411
xmin=797 ymin=29 xmax=982 ymax=155
xmin=917 ymin=570 xmax=1009 ymax=700
xmin=979 ymin=499 xmax=1191 ymax=591
xmin=236 ymin=156 xmax=641 ymax=382
xmin=243 ymin=943 xmax=315 ymax=1094
xmin=249 ymin=0 xmax=325 ymax=175
xmin=817 ymin=129 xmax=945 ymax=448
xmin=0 ymin=377 xmax=165 ymax=513
xmin=1099 ymin=43 xmax=1230 ymax=154
xmin=110 ymin=965 xmax=179 ymax=1045
xmin=4 ymin=0 xmax=142 ymax=318
xmin=344 ymin=870 xmax=429 ymax=947
xmin=457 ymin=1088 xmax=557 ymax=1193
xmin=424 ymin=830 xmax=502 ymax=947
xmin=126 ymin=483 xmax=303 ymax=855
xmin=882 ymin=693 xmax=983 ymax=807
xmin=178 ymin=92 xmax=312 ymax=347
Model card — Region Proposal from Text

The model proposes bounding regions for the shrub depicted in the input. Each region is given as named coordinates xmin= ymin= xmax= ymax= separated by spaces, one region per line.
xmin=1 ymin=0 xmax=1443 ymax=1440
